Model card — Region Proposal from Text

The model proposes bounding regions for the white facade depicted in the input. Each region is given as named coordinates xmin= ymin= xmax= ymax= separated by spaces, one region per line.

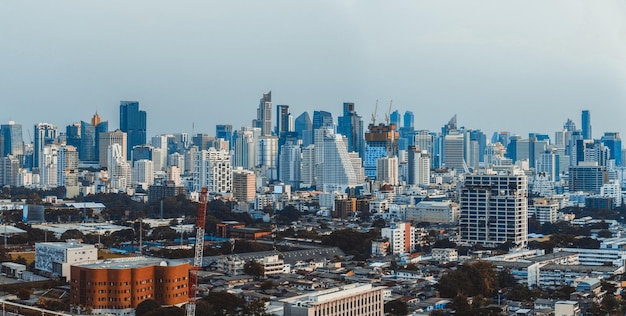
xmin=431 ymin=248 xmax=458 ymax=263
xmin=35 ymin=241 xmax=97 ymax=280
xmin=300 ymin=145 xmax=315 ymax=188
xmin=406 ymin=200 xmax=459 ymax=224
xmin=376 ymin=156 xmax=398 ymax=186
xmin=256 ymin=136 xmax=278 ymax=180
xmin=317 ymin=131 xmax=359 ymax=191
xmin=132 ymin=159 xmax=154 ymax=186
xmin=281 ymin=283 xmax=385 ymax=316
xmin=381 ymin=222 xmax=415 ymax=255
xmin=279 ymin=142 xmax=301 ymax=188
xmin=532 ymin=198 xmax=559 ymax=224
xmin=193 ymin=148 xmax=232 ymax=193
xmin=459 ymin=167 xmax=528 ymax=248
xmin=600 ymin=180 xmax=622 ymax=207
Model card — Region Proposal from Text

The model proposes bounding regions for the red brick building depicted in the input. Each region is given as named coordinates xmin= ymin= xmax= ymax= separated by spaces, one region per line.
xmin=70 ymin=257 xmax=190 ymax=315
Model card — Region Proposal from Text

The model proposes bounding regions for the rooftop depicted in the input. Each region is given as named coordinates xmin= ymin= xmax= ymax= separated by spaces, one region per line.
xmin=77 ymin=256 xmax=188 ymax=270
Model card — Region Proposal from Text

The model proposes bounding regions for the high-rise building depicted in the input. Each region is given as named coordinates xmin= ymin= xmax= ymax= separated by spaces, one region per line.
xmin=312 ymin=110 xmax=333 ymax=129
xmin=364 ymin=123 xmax=398 ymax=179
xmin=1 ymin=121 xmax=24 ymax=160
xmin=581 ymin=110 xmax=592 ymax=140
xmin=459 ymin=167 xmax=528 ymax=248
xmin=80 ymin=112 xmax=108 ymax=162
xmin=99 ymin=130 xmax=127 ymax=168
xmin=256 ymin=136 xmax=279 ymax=180
xmin=601 ymin=132 xmax=622 ymax=166
xmin=253 ymin=91 xmax=272 ymax=136
xmin=568 ymin=163 xmax=608 ymax=194
xmin=232 ymin=127 xmax=257 ymax=169
xmin=39 ymin=144 xmax=58 ymax=187
xmin=317 ymin=130 xmax=360 ymax=190
xmin=443 ymin=132 xmax=465 ymax=171
xmin=215 ymin=124 xmax=233 ymax=150
xmin=57 ymin=145 xmax=79 ymax=197
xmin=408 ymin=146 xmax=430 ymax=186
xmin=132 ymin=159 xmax=154 ymax=187
xmin=337 ymin=102 xmax=365 ymax=158
xmin=376 ymin=156 xmax=398 ymax=186
xmin=275 ymin=104 xmax=292 ymax=135
xmin=65 ymin=123 xmax=81 ymax=151
xmin=108 ymin=143 xmax=132 ymax=191
xmin=119 ymin=101 xmax=147 ymax=160
xmin=300 ymin=145 xmax=315 ymax=188
xmin=193 ymin=148 xmax=232 ymax=193
xmin=278 ymin=142 xmax=301 ymax=188
xmin=381 ymin=222 xmax=416 ymax=254
xmin=232 ymin=168 xmax=256 ymax=202
xmin=34 ymin=123 xmax=58 ymax=169
xmin=403 ymin=111 xmax=414 ymax=130
xmin=294 ymin=112 xmax=313 ymax=145
xmin=0 ymin=155 xmax=20 ymax=187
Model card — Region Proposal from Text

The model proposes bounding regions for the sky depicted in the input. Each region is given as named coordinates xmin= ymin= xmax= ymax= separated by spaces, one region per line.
xmin=1 ymin=1 xmax=626 ymax=141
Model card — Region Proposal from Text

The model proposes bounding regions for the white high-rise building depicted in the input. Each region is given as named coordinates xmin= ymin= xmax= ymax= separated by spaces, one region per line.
xmin=232 ymin=127 xmax=257 ymax=169
xmin=193 ymin=148 xmax=232 ymax=193
xmin=133 ymin=159 xmax=154 ymax=186
xmin=108 ymin=143 xmax=132 ymax=191
xmin=600 ymin=180 xmax=622 ymax=207
xmin=408 ymin=147 xmax=430 ymax=186
xmin=278 ymin=142 xmax=301 ymax=188
xmin=257 ymin=136 xmax=278 ymax=180
xmin=151 ymin=135 xmax=168 ymax=171
xmin=532 ymin=198 xmax=558 ymax=224
xmin=537 ymin=149 xmax=557 ymax=181
xmin=381 ymin=222 xmax=416 ymax=254
xmin=377 ymin=156 xmax=398 ymax=186
xmin=459 ymin=166 xmax=528 ymax=248
xmin=317 ymin=130 xmax=359 ymax=191
xmin=40 ymin=144 xmax=59 ymax=187
xmin=349 ymin=152 xmax=365 ymax=183
xmin=166 ymin=165 xmax=181 ymax=186
xmin=167 ymin=152 xmax=185 ymax=170
xmin=300 ymin=145 xmax=315 ymax=188
xmin=57 ymin=145 xmax=79 ymax=197
xmin=444 ymin=132 xmax=465 ymax=171
xmin=0 ymin=155 xmax=20 ymax=187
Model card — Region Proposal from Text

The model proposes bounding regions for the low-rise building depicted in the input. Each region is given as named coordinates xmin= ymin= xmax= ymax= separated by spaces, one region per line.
xmin=35 ymin=241 xmax=97 ymax=280
xmin=280 ymin=283 xmax=386 ymax=316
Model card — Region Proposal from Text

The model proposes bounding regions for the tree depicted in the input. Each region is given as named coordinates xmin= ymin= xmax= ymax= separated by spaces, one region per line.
xmin=449 ymin=294 xmax=471 ymax=315
xmin=60 ymin=229 xmax=85 ymax=241
xmin=135 ymin=299 xmax=161 ymax=316
xmin=598 ymin=229 xmax=613 ymax=238
xmin=371 ymin=218 xmax=386 ymax=228
xmin=242 ymin=299 xmax=270 ymax=316
xmin=384 ymin=299 xmax=408 ymax=316
xmin=17 ymin=287 xmax=31 ymax=300
xmin=259 ymin=280 xmax=275 ymax=291
xmin=150 ymin=226 xmax=178 ymax=241
xmin=201 ymin=291 xmax=245 ymax=316
xmin=243 ymin=260 xmax=265 ymax=280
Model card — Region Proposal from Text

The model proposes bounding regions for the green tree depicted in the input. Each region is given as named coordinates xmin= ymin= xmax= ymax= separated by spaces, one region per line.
xmin=17 ymin=287 xmax=31 ymax=300
xmin=201 ymin=291 xmax=245 ymax=316
xmin=244 ymin=260 xmax=265 ymax=280
xmin=60 ymin=229 xmax=85 ymax=241
xmin=242 ymin=299 xmax=271 ymax=316
xmin=135 ymin=299 xmax=161 ymax=316
xmin=384 ymin=299 xmax=408 ymax=316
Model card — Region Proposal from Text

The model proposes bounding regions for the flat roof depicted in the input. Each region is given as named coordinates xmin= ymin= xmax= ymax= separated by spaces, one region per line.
xmin=77 ymin=256 xmax=188 ymax=270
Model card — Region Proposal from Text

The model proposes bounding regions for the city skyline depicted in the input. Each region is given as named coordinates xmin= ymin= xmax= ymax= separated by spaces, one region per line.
xmin=1 ymin=1 xmax=625 ymax=138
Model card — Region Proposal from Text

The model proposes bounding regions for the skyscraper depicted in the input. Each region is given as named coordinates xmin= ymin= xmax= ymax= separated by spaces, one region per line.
xmin=601 ymin=132 xmax=622 ymax=166
xmin=1 ymin=121 xmax=24 ymax=160
xmin=459 ymin=167 xmax=528 ymax=248
xmin=312 ymin=111 xmax=333 ymax=129
xmin=99 ymin=130 xmax=127 ymax=168
xmin=215 ymin=124 xmax=233 ymax=150
xmin=80 ymin=112 xmax=108 ymax=162
xmin=581 ymin=110 xmax=592 ymax=140
xmin=275 ymin=104 xmax=292 ymax=135
xmin=193 ymin=148 xmax=232 ymax=193
xmin=253 ymin=91 xmax=272 ymax=136
xmin=317 ymin=129 xmax=360 ymax=190
xmin=34 ymin=123 xmax=58 ymax=169
xmin=337 ymin=102 xmax=365 ymax=158
xmin=119 ymin=101 xmax=147 ymax=160
xmin=364 ymin=123 xmax=398 ymax=179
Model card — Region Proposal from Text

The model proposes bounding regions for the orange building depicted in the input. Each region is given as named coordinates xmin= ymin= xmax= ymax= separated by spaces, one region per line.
xmin=70 ymin=257 xmax=190 ymax=314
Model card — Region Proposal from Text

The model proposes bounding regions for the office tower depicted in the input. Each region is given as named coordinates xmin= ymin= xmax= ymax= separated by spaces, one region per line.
xmin=389 ymin=110 xmax=401 ymax=128
xmin=414 ymin=130 xmax=434 ymax=155
xmin=576 ymin=140 xmax=610 ymax=167
xmin=403 ymin=111 xmax=414 ymax=130
xmin=438 ymin=115 xmax=458 ymax=167
xmin=39 ymin=144 xmax=58 ymax=187
xmin=459 ymin=167 xmax=528 ymax=248
xmin=215 ymin=124 xmax=233 ymax=150
xmin=193 ymin=148 xmax=232 ymax=193
xmin=316 ymin=130 xmax=359 ymax=190
xmin=312 ymin=111 xmax=333 ymax=129
xmin=280 ymin=284 xmax=385 ymax=316
xmin=443 ymin=132 xmax=465 ymax=171
xmin=484 ymin=142 xmax=506 ymax=166
xmin=408 ymin=146 xmax=430 ymax=186
xmin=581 ymin=110 xmax=592 ymax=140
xmin=278 ymin=142 xmax=301 ymax=188
xmin=469 ymin=130 xmax=487 ymax=164
xmin=294 ymin=111 xmax=312 ymax=144
xmin=108 ymin=143 xmax=132 ymax=191
xmin=119 ymin=101 xmax=147 ymax=160
xmin=33 ymin=123 xmax=58 ymax=169
xmin=232 ymin=168 xmax=256 ymax=202
xmin=300 ymin=145 xmax=315 ymax=188
xmin=232 ymin=127 xmax=257 ymax=169
xmin=167 ymin=152 xmax=185 ymax=171
xmin=381 ymin=222 xmax=416 ymax=254
xmin=275 ymin=104 xmax=292 ymax=135
xmin=257 ymin=136 xmax=279 ymax=180
xmin=376 ymin=156 xmax=399 ymax=185
xmin=80 ymin=113 xmax=108 ymax=163
xmin=528 ymin=137 xmax=549 ymax=169
xmin=131 ymin=145 xmax=153 ymax=163
xmin=533 ymin=198 xmax=559 ymax=224
xmin=65 ymin=123 xmax=81 ymax=150
xmin=537 ymin=149 xmax=558 ymax=181
xmin=253 ymin=91 xmax=272 ymax=136
xmin=1 ymin=121 xmax=24 ymax=160
xmin=0 ymin=155 xmax=20 ymax=187
xmin=151 ymin=135 xmax=168 ymax=171
xmin=349 ymin=152 xmax=365 ymax=183
xmin=57 ymin=145 xmax=79 ymax=197
xmin=601 ymin=132 xmax=622 ymax=166
xmin=364 ymin=123 xmax=398 ymax=179
xmin=132 ymin=159 xmax=154 ymax=186
xmin=568 ymin=163 xmax=608 ymax=194
xmin=99 ymin=130 xmax=127 ymax=168
xmin=337 ymin=102 xmax=365 ymax=158
xmin=166 ymin=165 xmax=182 ymax=186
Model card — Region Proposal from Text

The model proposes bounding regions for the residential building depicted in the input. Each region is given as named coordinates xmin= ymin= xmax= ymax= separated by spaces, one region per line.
xmin=232 ymin=168 xmax=256 ymax=202
xmin=381 ymin=222 xmax=416 ymax=255
xmin=253 ymin=91 xmax=272 ymax=136
xmin=193 ymin=148 xmax=231 ymax=193
xmin=406 ymin=201 xmax=459 ymax=224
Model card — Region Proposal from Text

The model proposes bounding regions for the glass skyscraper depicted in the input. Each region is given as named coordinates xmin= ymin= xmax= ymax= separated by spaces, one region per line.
xmin=120 ymin=101 xmax=147 ymax=160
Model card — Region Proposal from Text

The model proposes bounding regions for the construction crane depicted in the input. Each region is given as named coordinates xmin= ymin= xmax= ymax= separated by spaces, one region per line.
xmin=186 ymin=187 xmax=209 ymax=316
xmin=370 ymin=100 xmax=378 ymax=126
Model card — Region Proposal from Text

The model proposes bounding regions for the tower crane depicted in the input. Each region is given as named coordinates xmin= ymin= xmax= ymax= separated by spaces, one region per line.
xmin=186 ymin=187 xmax=208 ymax=316
xmin=371 ymin=100 xmax=378 ymax=126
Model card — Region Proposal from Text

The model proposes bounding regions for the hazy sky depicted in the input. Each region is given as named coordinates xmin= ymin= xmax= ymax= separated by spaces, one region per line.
xmin=1 ymin=1 xmax=625 ymax=140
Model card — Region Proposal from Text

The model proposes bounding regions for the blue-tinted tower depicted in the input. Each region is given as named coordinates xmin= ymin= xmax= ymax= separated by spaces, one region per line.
xmin=120 ymin=101 xmax=147 ymax=160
